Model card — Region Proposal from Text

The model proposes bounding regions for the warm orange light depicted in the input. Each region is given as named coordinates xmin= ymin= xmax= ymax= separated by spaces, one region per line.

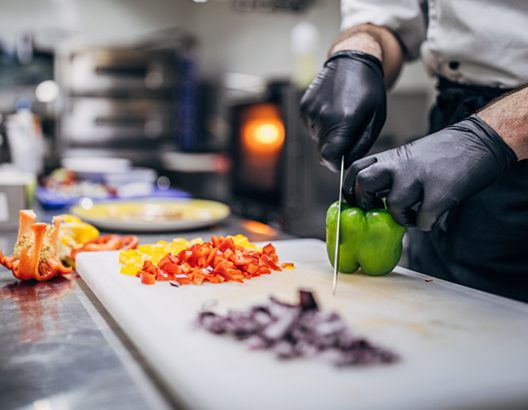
xmin=241 ymin=104 xmax=285 ymax=154
xmin=241 ymin=220 xmax=278 ymax=236
xmin=255 ymin=123 xmax=281 ymax=144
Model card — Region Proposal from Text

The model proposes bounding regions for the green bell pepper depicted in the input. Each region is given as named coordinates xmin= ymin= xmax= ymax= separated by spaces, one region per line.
xmin=326 ymin=201 xmax=405 ymax=276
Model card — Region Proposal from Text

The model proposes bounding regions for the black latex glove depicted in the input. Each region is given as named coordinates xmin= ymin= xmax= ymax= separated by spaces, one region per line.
xmin=344 ymin=115 xmax=517 ymax=231
xmin=300 ymin=50 xmax=386 ymax=172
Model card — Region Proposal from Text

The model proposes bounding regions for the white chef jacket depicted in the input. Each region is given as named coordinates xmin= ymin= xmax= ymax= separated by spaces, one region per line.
xmin=341 ymin=0 xmax=528 ymax=88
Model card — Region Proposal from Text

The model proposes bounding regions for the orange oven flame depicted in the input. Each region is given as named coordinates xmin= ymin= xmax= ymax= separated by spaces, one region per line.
xmin=241 ymin=103 xmax=285 ymax=155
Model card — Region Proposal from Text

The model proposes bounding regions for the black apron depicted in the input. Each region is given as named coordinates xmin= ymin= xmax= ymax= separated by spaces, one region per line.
xmin=407 ymin=77 xmax=528 ymax=302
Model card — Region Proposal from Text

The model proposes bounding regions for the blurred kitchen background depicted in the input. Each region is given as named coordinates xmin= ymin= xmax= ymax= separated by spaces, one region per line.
xmin=0 ymin=0 xmax=434 ymax=237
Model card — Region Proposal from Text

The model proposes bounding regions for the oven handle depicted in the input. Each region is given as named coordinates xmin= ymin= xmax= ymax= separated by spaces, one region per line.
xmin=94 ymin=117 xmax=146 ymax=127
xmin=94 ymin=65 xmax=147 ymax=77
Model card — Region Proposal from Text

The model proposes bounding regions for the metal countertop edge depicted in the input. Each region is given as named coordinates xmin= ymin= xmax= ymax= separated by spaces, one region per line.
xmin=75 ymin=277 xmax=186 ymax=410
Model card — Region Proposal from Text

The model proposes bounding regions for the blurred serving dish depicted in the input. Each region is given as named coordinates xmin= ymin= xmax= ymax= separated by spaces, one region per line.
xmin=70 ymin=199 xmax=231 ymax=232
xmin=61 ymin=157 xmax=131 ymax=182
xmin=37 ymin=168 xmax=189 ymax=209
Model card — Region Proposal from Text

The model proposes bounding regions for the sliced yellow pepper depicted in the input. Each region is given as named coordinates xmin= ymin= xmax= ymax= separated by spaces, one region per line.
xmin=57 ymin=214 xmax=100 ymax=265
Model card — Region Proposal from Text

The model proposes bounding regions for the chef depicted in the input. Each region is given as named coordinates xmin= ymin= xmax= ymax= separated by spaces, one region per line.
xmin=300 ymin=0 xmax=528 ymax=301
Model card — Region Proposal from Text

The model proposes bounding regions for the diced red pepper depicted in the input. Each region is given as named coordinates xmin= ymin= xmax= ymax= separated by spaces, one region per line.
xmin=140 ymin=270 xmax=156 ymax=285
xmin=132 ymin=235 xmax=289 ymax=286
xmin=218 ymin=237 xmax=235 ymax=252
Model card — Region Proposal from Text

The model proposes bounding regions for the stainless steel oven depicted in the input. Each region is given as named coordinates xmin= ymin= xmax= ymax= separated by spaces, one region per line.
xmin=60 ymin=48 xmax=176 ymax=95
xmin=61 ymin=98 xmax=172 ymax=148
xmin=56 ymin=46 xmax=181 ymax=167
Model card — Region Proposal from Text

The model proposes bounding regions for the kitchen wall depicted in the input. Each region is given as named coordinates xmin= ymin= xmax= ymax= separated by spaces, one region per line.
xmin=182 ymin=1 xmax=433 ymax=99
xmin=0 ymin=0 xmax=433 ymax=92
xmin=0 ymin=0 xmax=192 ymax=48
xmin=184 ymin=1 xmax=339 ymax=79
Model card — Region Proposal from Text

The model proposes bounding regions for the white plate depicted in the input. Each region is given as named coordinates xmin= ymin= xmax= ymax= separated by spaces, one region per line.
xmin=61 ymin=157 xmax=131 ymax=181
xmin=70 ymin=199 xmax=230 ymax=232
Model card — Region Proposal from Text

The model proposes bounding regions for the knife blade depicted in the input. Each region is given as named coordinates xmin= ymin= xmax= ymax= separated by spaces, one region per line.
xmin=332 ymin=156 xmax=345 ymax=296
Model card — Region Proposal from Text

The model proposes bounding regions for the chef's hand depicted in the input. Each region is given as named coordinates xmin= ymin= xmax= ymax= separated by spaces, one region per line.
xmin=300 ymin=50 xmax=386 ymax=172
xmin=344 ymin=115 xmax=517 ymax=231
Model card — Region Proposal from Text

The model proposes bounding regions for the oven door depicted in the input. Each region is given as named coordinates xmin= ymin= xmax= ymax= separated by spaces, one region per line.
xmin=63 ymin=49 xmax=176 ymax=94
xmin=231 ymin=101 xmax=286 ymax=207
xmin=60 ymin=98 xmax=173 ymax=149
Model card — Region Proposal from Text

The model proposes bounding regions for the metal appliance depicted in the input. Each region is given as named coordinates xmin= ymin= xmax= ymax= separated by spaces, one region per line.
xmin=56 ymin=45 xmax=188 ymax=167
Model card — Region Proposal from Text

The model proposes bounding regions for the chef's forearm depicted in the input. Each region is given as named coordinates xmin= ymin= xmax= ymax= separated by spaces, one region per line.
xmin=329 ymin=24 xmax=404 ymax=88
xmin=478 ymin=85 xmax=528 ymax=160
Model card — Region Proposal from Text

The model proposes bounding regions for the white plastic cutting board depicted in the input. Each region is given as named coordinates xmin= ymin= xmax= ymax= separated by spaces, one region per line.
xmin=76 ymin=239 xmax=528 ymax=410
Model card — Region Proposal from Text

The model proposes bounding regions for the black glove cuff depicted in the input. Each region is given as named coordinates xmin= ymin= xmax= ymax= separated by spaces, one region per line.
xmin=325 ymin=50 xmax=384 ymax=79
xmin=467 ymin=114 xmax=518 ymax=167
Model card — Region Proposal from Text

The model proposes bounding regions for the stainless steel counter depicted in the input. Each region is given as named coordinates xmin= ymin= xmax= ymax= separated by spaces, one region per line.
xmin=0 ymin=213 xmax=293 ymax=410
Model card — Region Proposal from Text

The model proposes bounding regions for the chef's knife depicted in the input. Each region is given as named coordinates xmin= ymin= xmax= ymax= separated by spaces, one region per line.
xmin=332 ymin=156 xmax=345 ymax=296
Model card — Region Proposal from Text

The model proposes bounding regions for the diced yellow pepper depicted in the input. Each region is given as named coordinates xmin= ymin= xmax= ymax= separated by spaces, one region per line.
xmin=118 ymin=235 xmax=257 ymax=276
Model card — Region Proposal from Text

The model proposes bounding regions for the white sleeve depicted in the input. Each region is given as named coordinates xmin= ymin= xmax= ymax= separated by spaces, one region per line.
xmin=341 ymin=0 xmax=426 ymax=60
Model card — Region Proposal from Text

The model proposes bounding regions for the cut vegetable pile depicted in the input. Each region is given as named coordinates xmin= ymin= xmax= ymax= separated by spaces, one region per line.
xmin=198 ymin=290 xmax=398 ymax=367
xmin=0 ymin=210 xmax=141 ymax=281
xmin=119 ymin=235 xmax=292 ymax=285
xmin=57 ymin=214 xmax=138 ymax=266
xmin=0 ymin=210 xmax=72 ymax=281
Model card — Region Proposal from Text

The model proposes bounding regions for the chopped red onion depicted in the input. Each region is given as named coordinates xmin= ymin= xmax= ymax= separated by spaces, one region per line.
xmin=197 ymin=290 xmax=398 ymax=366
